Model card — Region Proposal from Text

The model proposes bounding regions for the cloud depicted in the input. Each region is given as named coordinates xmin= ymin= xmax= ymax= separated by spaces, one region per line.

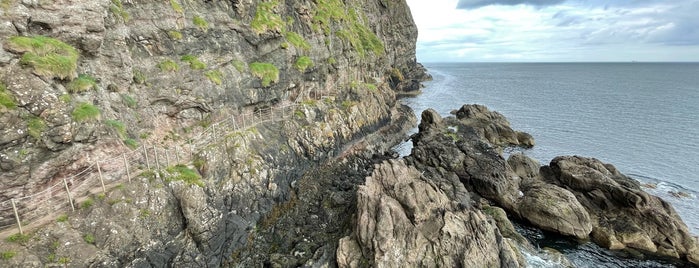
xmin=457 ymin=0 xmax=566 ymax=9
xmin=407 ymin=0 xmax=699 ymax=61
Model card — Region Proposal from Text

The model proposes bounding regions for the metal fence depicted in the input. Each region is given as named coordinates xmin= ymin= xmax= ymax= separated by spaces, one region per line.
xmin=0 ymin=103 xmax=303 ymax=237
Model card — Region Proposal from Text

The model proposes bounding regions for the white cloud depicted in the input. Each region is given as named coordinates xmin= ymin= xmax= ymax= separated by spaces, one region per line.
xmin=406 ymin=0 xmax=699 ymax=62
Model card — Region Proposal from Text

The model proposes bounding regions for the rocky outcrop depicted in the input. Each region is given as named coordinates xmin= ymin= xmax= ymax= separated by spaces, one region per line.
xmin=453 ymin=104 xmax=534 ymax=149
xmin=337 ymin=159 xmax=523 ymax=267
xmin=351 ymin=104 xmax=699 ymax=266
xmin=543 ymin=156 xmax=699 ymax=263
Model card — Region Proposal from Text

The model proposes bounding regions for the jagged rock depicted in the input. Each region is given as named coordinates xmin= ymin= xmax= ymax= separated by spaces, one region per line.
xmin=337 ymin=159 xmax=521 ymax=267
xmin=410 ymin=109 xmax=521 ymax=212
xmin=544 ymin=156 xmax=699 ymax=264
xmin=454 ymin=104 xmax=534 ymax=149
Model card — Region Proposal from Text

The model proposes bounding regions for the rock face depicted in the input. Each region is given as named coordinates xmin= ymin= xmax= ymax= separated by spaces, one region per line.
xmin=337 ymin=159 xmax=522 ymax=267
xmin=0 ymin=0 xmax=428 ymax=266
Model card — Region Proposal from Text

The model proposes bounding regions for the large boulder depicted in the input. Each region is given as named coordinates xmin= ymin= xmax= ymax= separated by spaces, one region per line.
xmin=544 ymin=156 xmax=699 ymax=264
xmin=454 ymin=104 xmax=534 ymax=148
xmin=517 ymin=182 xmax=593 ymax=239
xmin=337 ymin=159 xmax=522 ymax=267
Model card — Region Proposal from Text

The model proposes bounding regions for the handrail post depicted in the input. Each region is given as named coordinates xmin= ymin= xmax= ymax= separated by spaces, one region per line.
xmin=153 ymin=145 xmax=160 ymax=170
xmin=96 ymin=161 xmax=106 ymax=193
xmin=143 ymin=144 xmax=150 ymax=170
xmin=11 ymin=199 xmax=23 ymax=235
xmin=63 ymin=178 xmax=75 ymax=211
xmin=123 ymin=153 xmax=131 ymax=183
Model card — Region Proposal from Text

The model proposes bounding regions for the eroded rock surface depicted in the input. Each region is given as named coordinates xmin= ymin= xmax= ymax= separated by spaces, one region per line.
xmin=337 ymin=159 xmax=522 ymax=267
xmin=343 ymin=105 xmax=699 ymax=267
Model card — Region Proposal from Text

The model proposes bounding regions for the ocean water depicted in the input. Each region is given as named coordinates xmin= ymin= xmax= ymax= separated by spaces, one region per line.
xmin=397 ymin=62 xmax=699 ymax=267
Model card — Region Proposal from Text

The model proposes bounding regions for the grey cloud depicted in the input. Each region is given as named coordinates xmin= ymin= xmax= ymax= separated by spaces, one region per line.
xmin=457 ymin=0 xmax=566 ymax=9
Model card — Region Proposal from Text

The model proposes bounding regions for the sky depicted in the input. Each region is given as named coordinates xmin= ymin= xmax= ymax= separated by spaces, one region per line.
xmin=405 ymin=0 xmax=699 ymax=62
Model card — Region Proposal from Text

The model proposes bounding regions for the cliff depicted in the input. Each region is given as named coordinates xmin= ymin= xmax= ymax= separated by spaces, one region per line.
xmin=0 ymin=0 xmax=426 ymax=266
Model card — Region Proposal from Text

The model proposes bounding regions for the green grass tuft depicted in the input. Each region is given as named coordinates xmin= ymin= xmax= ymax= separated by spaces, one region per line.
xmin=0 ymin=82 xmax=17 ymax=109
xmin=169 ymin=0 xmax=183 ymax=14
xmin=105 ymin=119 xmax=126 ymax=138
xmin=7 ymin=36 xmax=79 ymax=80
xmin=158 ymin=60 xmax=179 ymax=72
xmin=1 ymin=251 xmax=15 ymax=260
xmin=249 ymin=62 xmax=279 ymax=87
xmin=204 ymin=70 xmax=223 ymax=85
xmin=294 ymin=56 xmax=313 ymax=72
xmin=132 ymin=69 xmax=146 ymax=84
xmin=56 ymin=214 xmax=68 ymax=223
xmin=59 ymin=93 xmax=71 ymax=103
xmin=72 ymin=102 xmax=100 ymax=122
xmin=81 ymin=198 xmax=94 ymax=209
xmin=6 ymin=233 xmax=30 ymax=244
xmin=121 ymin=94 xmax=138 ymax=108
xmin=285 ymin=31 xmax=311 ymax=50
xmin=167 ymin=30 xmax=183 ymax=40
xmin=124 ymin=138 xmax=138 ymax=149
xmin=67 ymin=74 xmax=97 ymax=93
xmin=27 ymin=117 xmax=46 ymax=140
xmin=83 ymin=234 xmax=95 ymax=244
xmin=180 ymin=55 xmax=206 ymax=70
xmin=232 ymin=60 xmax=246 ymax=72
xmin=251 ymin=0 xmax=284 ymax=34
xmin=110 ymin=0 xmax=130 ymax=22
xmin=165 ymin=164 xmax=204 ymax=187
xmin=192 ymin=15 xmax=209 ymax=31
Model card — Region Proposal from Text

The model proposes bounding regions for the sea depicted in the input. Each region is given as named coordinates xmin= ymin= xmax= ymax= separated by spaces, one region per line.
xmin=395 ymin=62 xmax=699 ymax=267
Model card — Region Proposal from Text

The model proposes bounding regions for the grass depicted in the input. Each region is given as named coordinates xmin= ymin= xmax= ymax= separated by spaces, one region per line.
xmin=6 ymin=36 xmax=79 ymax=80
xmin=139 ymin=209 xmax=151 ymax=218
xmin=249 ymin=62 xmax=279 ymax=87
xmin=327 ymin=57 xmax=337 ymax=64
xmin=365 ymin=83 xmax=378 ymax=92
xmin=83 ymin=234 xmax=95 ymax=244
xmin=251 ymin=0 xmax=284 ymax=34
xmin=193 ymin=15 xmax=209 ymax=31
xmin=294 ymin=56 xmax=313 ymax=72
xmin=105 ymin=119 xmax=126 ymax=138
xmin=180 ymin=55 xmax=206 ymax=70
xmin=205 ymin=70 xmax=223 ymax=85
xmin=81 ymin=198 xmax=94 ymax=209
xmin=1 ymin=251 xmax=15 ymax=260
xmin=59 ymin=93 xmax=71 ymax=103
xmin=0 ymin=82 xmax=16 ymax=109
xmin=311 ymin=0 xmax=384 ymax=57
xmin=27 ymin=117 xmax=46 ymax=140
xmin=121 ymin=94 xmax=138 ymax=108
xmin=67 ymin=74 xmax=97 ymax=93
xmin=132 ymin=70 xmax=146 ymax=84
xmin=124 ymin=138 xmax=138 ymax=149
xmin=72 ymin=102 xmax=100 ymax=122
xmin=110 ymin=0 xmax=129 ymax=22
xmin=285 ymin=31 xmax=311 ymax=50
xmin=167 ymin=30 xmax=183 ymax=40
xmin=169 ymin=0 xmax=183 ymax=14
xmin=232 ymin=60 xmax=246 ymax=72
xmin=56 ymin=214 xmax=68 ymax=223
xmin=158 ymin=60 xmax=179 ymax=72
xmin=6 ymin=233 xmax=30 ymax=244
xmin=165 ymin=164 xmax=204 ymax=187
